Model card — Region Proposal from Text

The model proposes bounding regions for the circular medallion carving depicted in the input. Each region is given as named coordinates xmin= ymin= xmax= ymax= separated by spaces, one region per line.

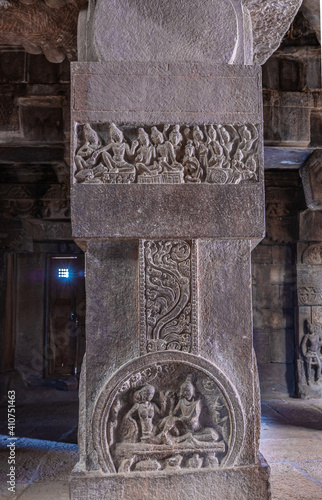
xmin=93 ymin=352 xmax=244 ymax=474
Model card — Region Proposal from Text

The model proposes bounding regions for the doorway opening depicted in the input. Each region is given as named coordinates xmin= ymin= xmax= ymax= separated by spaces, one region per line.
xmin=45 ymin=254 xmax=85 ymax=378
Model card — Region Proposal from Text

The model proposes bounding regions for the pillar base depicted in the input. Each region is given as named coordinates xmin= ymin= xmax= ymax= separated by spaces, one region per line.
xmin=70 ymin=457 xmax=271 ymax=500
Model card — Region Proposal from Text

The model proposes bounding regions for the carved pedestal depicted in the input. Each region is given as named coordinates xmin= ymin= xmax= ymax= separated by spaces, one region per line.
xmin=69 ymin=61 xmax=270 ymax=499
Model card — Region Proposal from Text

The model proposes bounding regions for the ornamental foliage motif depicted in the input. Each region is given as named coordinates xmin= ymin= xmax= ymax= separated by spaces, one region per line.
xmin=139 ymin=240 xmax=198 ymax=354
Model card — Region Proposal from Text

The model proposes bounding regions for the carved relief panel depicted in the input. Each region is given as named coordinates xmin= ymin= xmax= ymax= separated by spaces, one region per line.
xmin=302 ymin=244 xmax=322 ymax=265
xmin=93 ymin=354 xmax=243 ymax=475
xmin=73 ymin=122 xmax=260 ymax=185
xmin=300 ymin=319 xmax=322 ymax=386
xmin=139 ymin=240 xmax=198 ymax=354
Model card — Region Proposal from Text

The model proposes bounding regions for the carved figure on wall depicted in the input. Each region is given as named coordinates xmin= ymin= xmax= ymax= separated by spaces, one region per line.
xmin=182 ymin=141 xmax=202 ymax=183
xmin=301 ymin=320 xmax=322 ymax=384
xmin=135 ymin=128 xmax=160 ymax=178
xmin=192 ymin=126 xmax=208 ymax=175
xmin=104 ymin=364 xmax=229 ymax=473
xmin=74 ymin=122 xmax=260 ymax=185
xmin=158 ymin=374 xmax=220 ymax=445
xmin=121 ymin=385 xmax=172 ymax=443
xmin=161 ymin=124 xmax=184 ymax=178
xmin=101 ymin=123 xmax=138 ymax=174
xmin=206 ymin=125 xmax=225 ymax=168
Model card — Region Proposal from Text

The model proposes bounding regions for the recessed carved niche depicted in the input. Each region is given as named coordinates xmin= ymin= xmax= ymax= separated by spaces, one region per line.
xmin=74 ymin=122 xmax=260 ymax=185
xmin=93 ymin=352 xmax=244 ymax=474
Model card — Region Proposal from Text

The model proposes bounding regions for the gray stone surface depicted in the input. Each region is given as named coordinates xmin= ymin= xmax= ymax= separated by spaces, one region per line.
xmin=198 ymin=239 xmax=259 ymax=464
xmin=245 ymin=0 xmax=302 ymax=64
xmin=84 ymin=241 xmax=139 ymax=469
xmin=264 ymin=147 xmax=312 ymax=170
xmin=71 ymin=184 xmax=265 ymax=240
xmin=71 ymin=62 xmax=262 ymax=127
xmin=81 ymin=0 xmax=302 ymax=66
xmin=91 ymin=0 xmax=239 ymax=64
xmin=300 ymin=210 xmax=322 ymax=241
xmin=70 ymin=463 xmax=271 ymax=500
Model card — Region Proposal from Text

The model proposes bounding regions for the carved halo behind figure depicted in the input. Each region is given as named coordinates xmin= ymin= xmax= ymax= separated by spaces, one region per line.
xmin=92 ymin=352 xmax=245 ymax=474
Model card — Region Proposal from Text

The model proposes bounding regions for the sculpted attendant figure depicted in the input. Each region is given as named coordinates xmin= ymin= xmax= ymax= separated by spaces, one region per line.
xmin=75 ymin=123 xmax=102 ymax=171
xmin=192 ymin=125 xmax=208 ymax=175
xmin=206 ymin=125 xmax=225 ymax=169
xmin=150 ymin=126 xmax=182 ymax=174
xmin=301 ymin=320 xmax=322 ymax=383
xmin=182 ymin=140 xmax=202 ymax=183
xmin=135 ymin=128 xmax=161 ymax=176
xmin=102 ymin=123 xmax=138 ymax=173
xmin=122 ymin=385 xmax=162 ymax=443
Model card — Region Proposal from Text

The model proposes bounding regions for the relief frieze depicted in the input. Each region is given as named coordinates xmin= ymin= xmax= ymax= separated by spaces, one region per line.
xmin=74 ymin=122 xmax=260 ymax=185
xmin=139 ymin=240 xmax=198 ymax=354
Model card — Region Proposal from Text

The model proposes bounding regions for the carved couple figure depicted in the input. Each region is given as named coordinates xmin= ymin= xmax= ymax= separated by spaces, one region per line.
xmin=121 ymin=375 xmax=219 ymax=446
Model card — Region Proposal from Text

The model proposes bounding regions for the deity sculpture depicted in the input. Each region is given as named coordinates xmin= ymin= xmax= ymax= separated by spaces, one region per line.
xmin=158 ymin=374 xmax=220 ymax=445
xmin=101 ymin=123 xmax=138 ymax=175
xmin=301 ymin=320 xmax=322 ymax=384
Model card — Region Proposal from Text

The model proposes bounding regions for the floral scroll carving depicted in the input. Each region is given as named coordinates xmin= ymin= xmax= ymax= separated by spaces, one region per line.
xmin=99 ymin=362 xmax=232 ymax=474
xmin=74 ymin=122 xmax=260 ymax=185
xmin=139 ymin=240 xmax=198 ymax=354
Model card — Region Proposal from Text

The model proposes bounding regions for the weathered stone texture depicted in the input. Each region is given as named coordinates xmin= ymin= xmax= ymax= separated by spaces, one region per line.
xmin=92 ymin=0 xmax=238 ymax=63
xmin=70 ymin=462 xmax=271 ymax=500
xmin=198 ymin=239 xmax=259 ymax=465
xmin=71 ymin=62 xmax=262 ymax=126
xmin=245 ymin=0 xmax=302 ymax=64
xmin=72 ymin=184 xmax=265 ymax=241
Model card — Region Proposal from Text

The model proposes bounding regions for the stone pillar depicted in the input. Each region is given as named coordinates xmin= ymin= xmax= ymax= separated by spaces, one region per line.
xmin=296 ymin=151 xmax=322 ymax=398
xmin=69 ymin=1 xmax=301 ymax=498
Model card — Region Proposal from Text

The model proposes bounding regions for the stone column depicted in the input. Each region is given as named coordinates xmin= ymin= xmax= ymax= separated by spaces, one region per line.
xmin=296 ymin=151 xmax=322 ymax=398
xmin=69 ymin=1 xmax=301 ymax=498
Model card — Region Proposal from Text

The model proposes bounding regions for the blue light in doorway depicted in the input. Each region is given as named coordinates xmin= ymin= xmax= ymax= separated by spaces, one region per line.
xmin=58 ymin=268 xmax=69 ymax=279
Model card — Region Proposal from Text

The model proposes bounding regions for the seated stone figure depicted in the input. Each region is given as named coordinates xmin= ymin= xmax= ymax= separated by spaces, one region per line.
xmin=157 ymin=374 xmax=220 ymax=445
xmin=102 ymin=123 xmax=138 ymax=174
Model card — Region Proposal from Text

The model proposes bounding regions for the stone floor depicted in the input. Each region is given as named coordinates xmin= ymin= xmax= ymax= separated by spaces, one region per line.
xmin=0 ymin=398 xmax=321 ymax=499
